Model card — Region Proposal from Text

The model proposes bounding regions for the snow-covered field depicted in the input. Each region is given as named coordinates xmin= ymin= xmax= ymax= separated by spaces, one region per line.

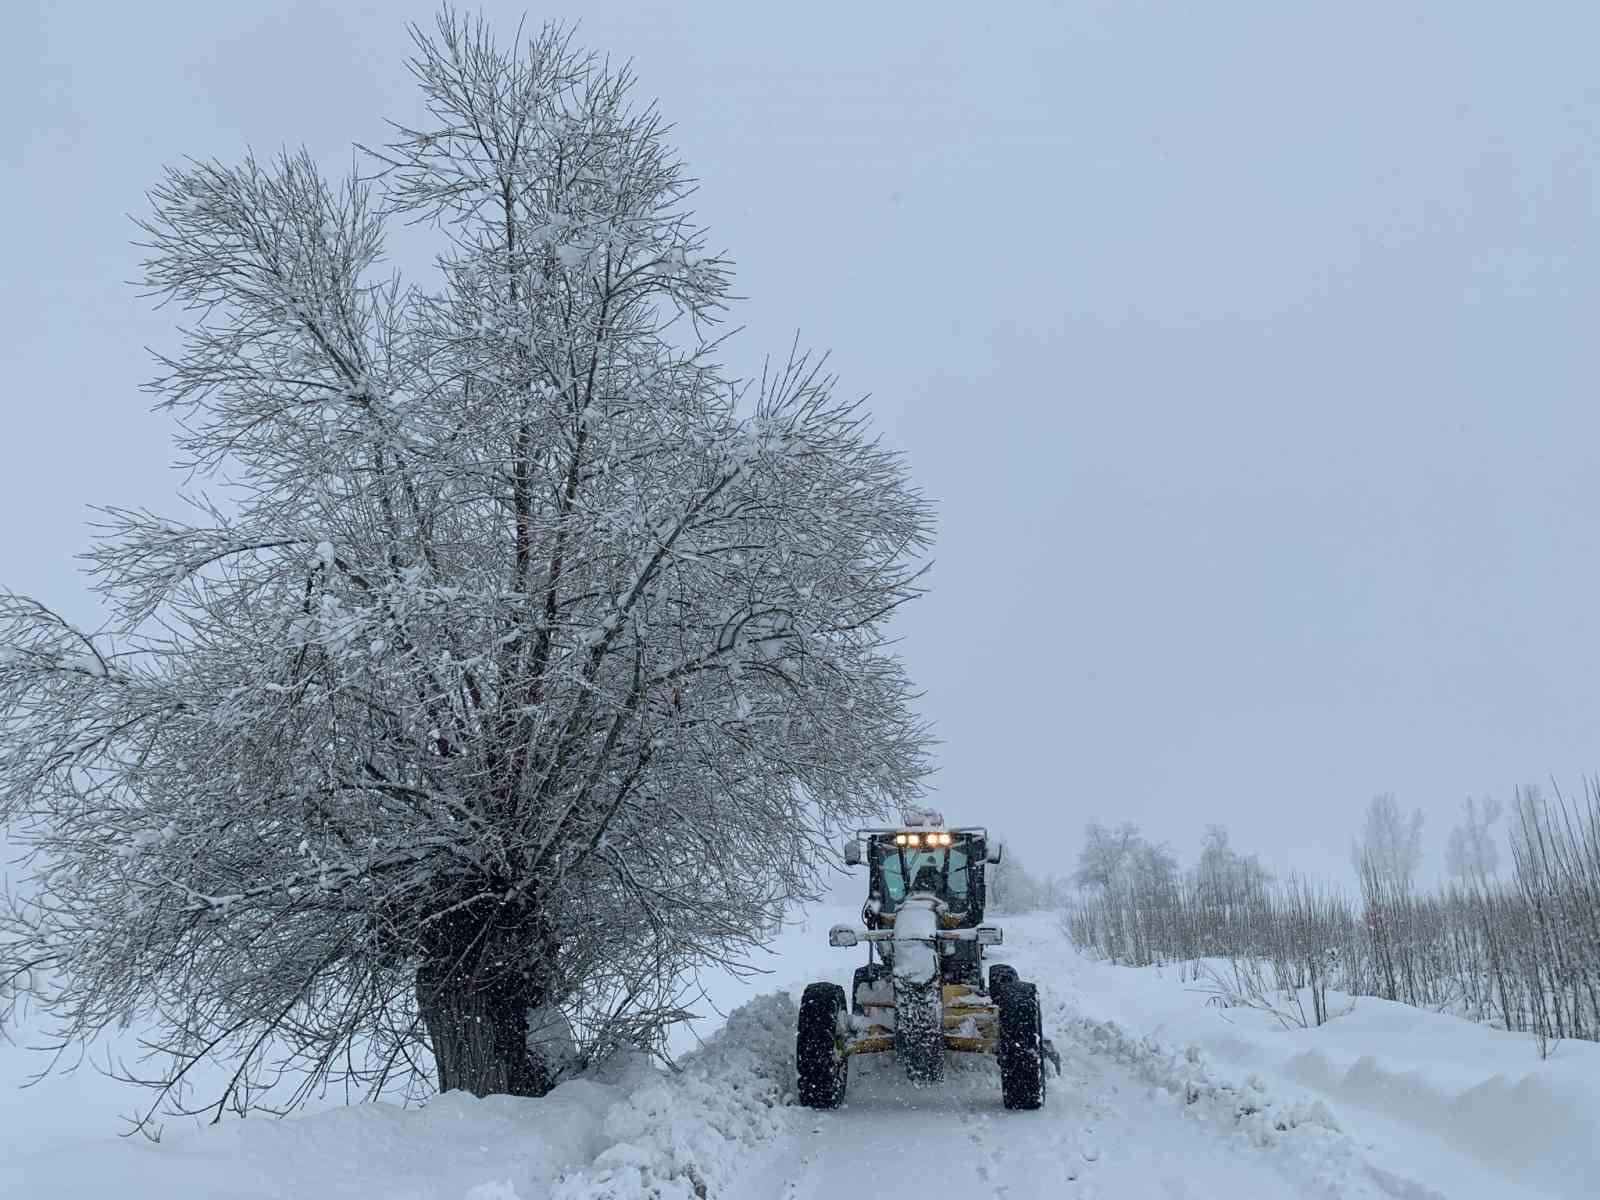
xmin=4 ymin=907 xmax=1595 ymax=1197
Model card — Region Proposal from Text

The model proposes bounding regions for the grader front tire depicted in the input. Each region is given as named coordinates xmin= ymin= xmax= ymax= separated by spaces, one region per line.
xmin=797 ymin=982 xmax=849 ymax=1108
xmin=997 ymin=980 xmax=1045 ymax=1110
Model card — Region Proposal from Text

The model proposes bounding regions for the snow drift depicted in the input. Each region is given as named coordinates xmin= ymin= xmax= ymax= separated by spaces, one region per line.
xmin=1062 ymin=944 xmax=1600 ymax=1199
xmin=1 ymin=994 xmax=800 ymax=1200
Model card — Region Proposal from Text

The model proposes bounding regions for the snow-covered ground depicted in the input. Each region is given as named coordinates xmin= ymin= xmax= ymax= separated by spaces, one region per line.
xmin=4 ymin=907 xmax=1595 ymax=1197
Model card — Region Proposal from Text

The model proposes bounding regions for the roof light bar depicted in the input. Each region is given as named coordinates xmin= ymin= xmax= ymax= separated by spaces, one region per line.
xmin=890 ymin=830 xmax=958 ymax=848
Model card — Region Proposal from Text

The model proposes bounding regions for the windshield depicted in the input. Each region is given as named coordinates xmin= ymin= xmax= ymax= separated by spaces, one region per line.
xmin=876 ymin=841 xmax=972 ymax=913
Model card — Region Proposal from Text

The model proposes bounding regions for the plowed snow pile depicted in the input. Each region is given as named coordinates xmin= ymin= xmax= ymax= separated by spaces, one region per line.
xmin=3 ymin=910 xmax=1597 ymax=1198
xmin=0 ymin=994 xmax=801 ymax=1200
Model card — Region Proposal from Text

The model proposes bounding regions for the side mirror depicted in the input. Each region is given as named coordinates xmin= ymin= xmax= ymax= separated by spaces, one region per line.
xmin=843 ymin=839 xmax=864 ymax=867
xmin=828 ymin=924 xmax=860 ymax=948
xmin=975 ymin=925 xmax=1003 ymax=946
xmin=986 ymin=841 xmax=1004 ymax=865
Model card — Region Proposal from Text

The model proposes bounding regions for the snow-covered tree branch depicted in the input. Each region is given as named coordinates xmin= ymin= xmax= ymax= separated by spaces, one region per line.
xmin=0 ymin=7 xmax=932 ymax=1130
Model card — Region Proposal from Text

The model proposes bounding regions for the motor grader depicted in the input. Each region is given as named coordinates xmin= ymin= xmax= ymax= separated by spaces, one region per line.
xmin=795 ymin=811 xmax=1056 ymax=1110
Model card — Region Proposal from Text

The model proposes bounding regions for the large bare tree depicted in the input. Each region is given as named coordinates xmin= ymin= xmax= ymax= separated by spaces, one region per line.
xmin=0 ymin=11 xmax=931 ymax=1128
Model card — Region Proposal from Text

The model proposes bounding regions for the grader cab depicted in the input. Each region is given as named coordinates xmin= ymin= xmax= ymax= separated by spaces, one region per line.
xmin=795 ymin=811 xmax=1056 ymax=1110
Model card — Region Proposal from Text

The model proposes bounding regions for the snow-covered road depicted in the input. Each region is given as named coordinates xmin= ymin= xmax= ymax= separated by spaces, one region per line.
xmin=760 ymin=1050 xmax=1330 ymax=1200
xmin=728 ymin=910 xmax=1575 ymax=1200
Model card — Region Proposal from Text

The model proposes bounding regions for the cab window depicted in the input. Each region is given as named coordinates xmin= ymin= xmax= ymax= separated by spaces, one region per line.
xmin=875 ymin=841 xmax=972 ymax=913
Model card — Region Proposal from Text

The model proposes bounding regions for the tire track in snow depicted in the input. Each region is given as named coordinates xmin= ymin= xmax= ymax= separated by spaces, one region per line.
xmin=747 ymin=915 xmax=1546 ymax=1199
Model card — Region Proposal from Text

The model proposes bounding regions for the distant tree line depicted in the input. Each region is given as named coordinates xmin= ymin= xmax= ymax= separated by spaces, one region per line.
xmin=1061 ymin=784 xmax=1600 ymax=1057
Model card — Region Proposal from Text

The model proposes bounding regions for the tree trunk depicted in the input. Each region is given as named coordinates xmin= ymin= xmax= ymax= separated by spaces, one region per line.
xmin=415 ymin=909 xmax=558 ymax=1098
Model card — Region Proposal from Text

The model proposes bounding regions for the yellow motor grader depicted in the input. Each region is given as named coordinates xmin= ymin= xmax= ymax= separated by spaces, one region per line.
xmin=796 ymin=811 xmax=1057 ymax=1110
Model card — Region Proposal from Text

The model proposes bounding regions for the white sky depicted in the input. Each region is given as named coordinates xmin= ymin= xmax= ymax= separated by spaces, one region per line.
xmin=4 ymin=1 xmax=1599 ymax=885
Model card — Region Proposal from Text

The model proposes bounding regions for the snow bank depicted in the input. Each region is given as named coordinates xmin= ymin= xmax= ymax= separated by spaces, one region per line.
xmin=1 ymin=995 xmax=801 ymax=1200
xmin=1061 ymin=948 xmax=1600 ymax=1199
xmin=0 ymin=902 xmax=853 ymax=1199
xmin=0 ymin=1069 xmax=627 ymax=1200
xmin=551 ymin=992 xmax=799 ymax=1199
xmin=1056 ymin=1014 xmax=1443 ymax=1199
xmin=1279 ymin=1006 xmax=1600 ymax=1197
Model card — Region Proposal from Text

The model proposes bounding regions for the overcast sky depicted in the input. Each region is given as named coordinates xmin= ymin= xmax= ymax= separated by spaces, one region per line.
xmin=5 ymin=1 xmax=1599 ymax=885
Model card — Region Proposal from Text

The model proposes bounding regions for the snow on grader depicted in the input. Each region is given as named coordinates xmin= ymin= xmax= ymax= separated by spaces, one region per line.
xmin=796 ymin=811 xmax=1059 ymax=1110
